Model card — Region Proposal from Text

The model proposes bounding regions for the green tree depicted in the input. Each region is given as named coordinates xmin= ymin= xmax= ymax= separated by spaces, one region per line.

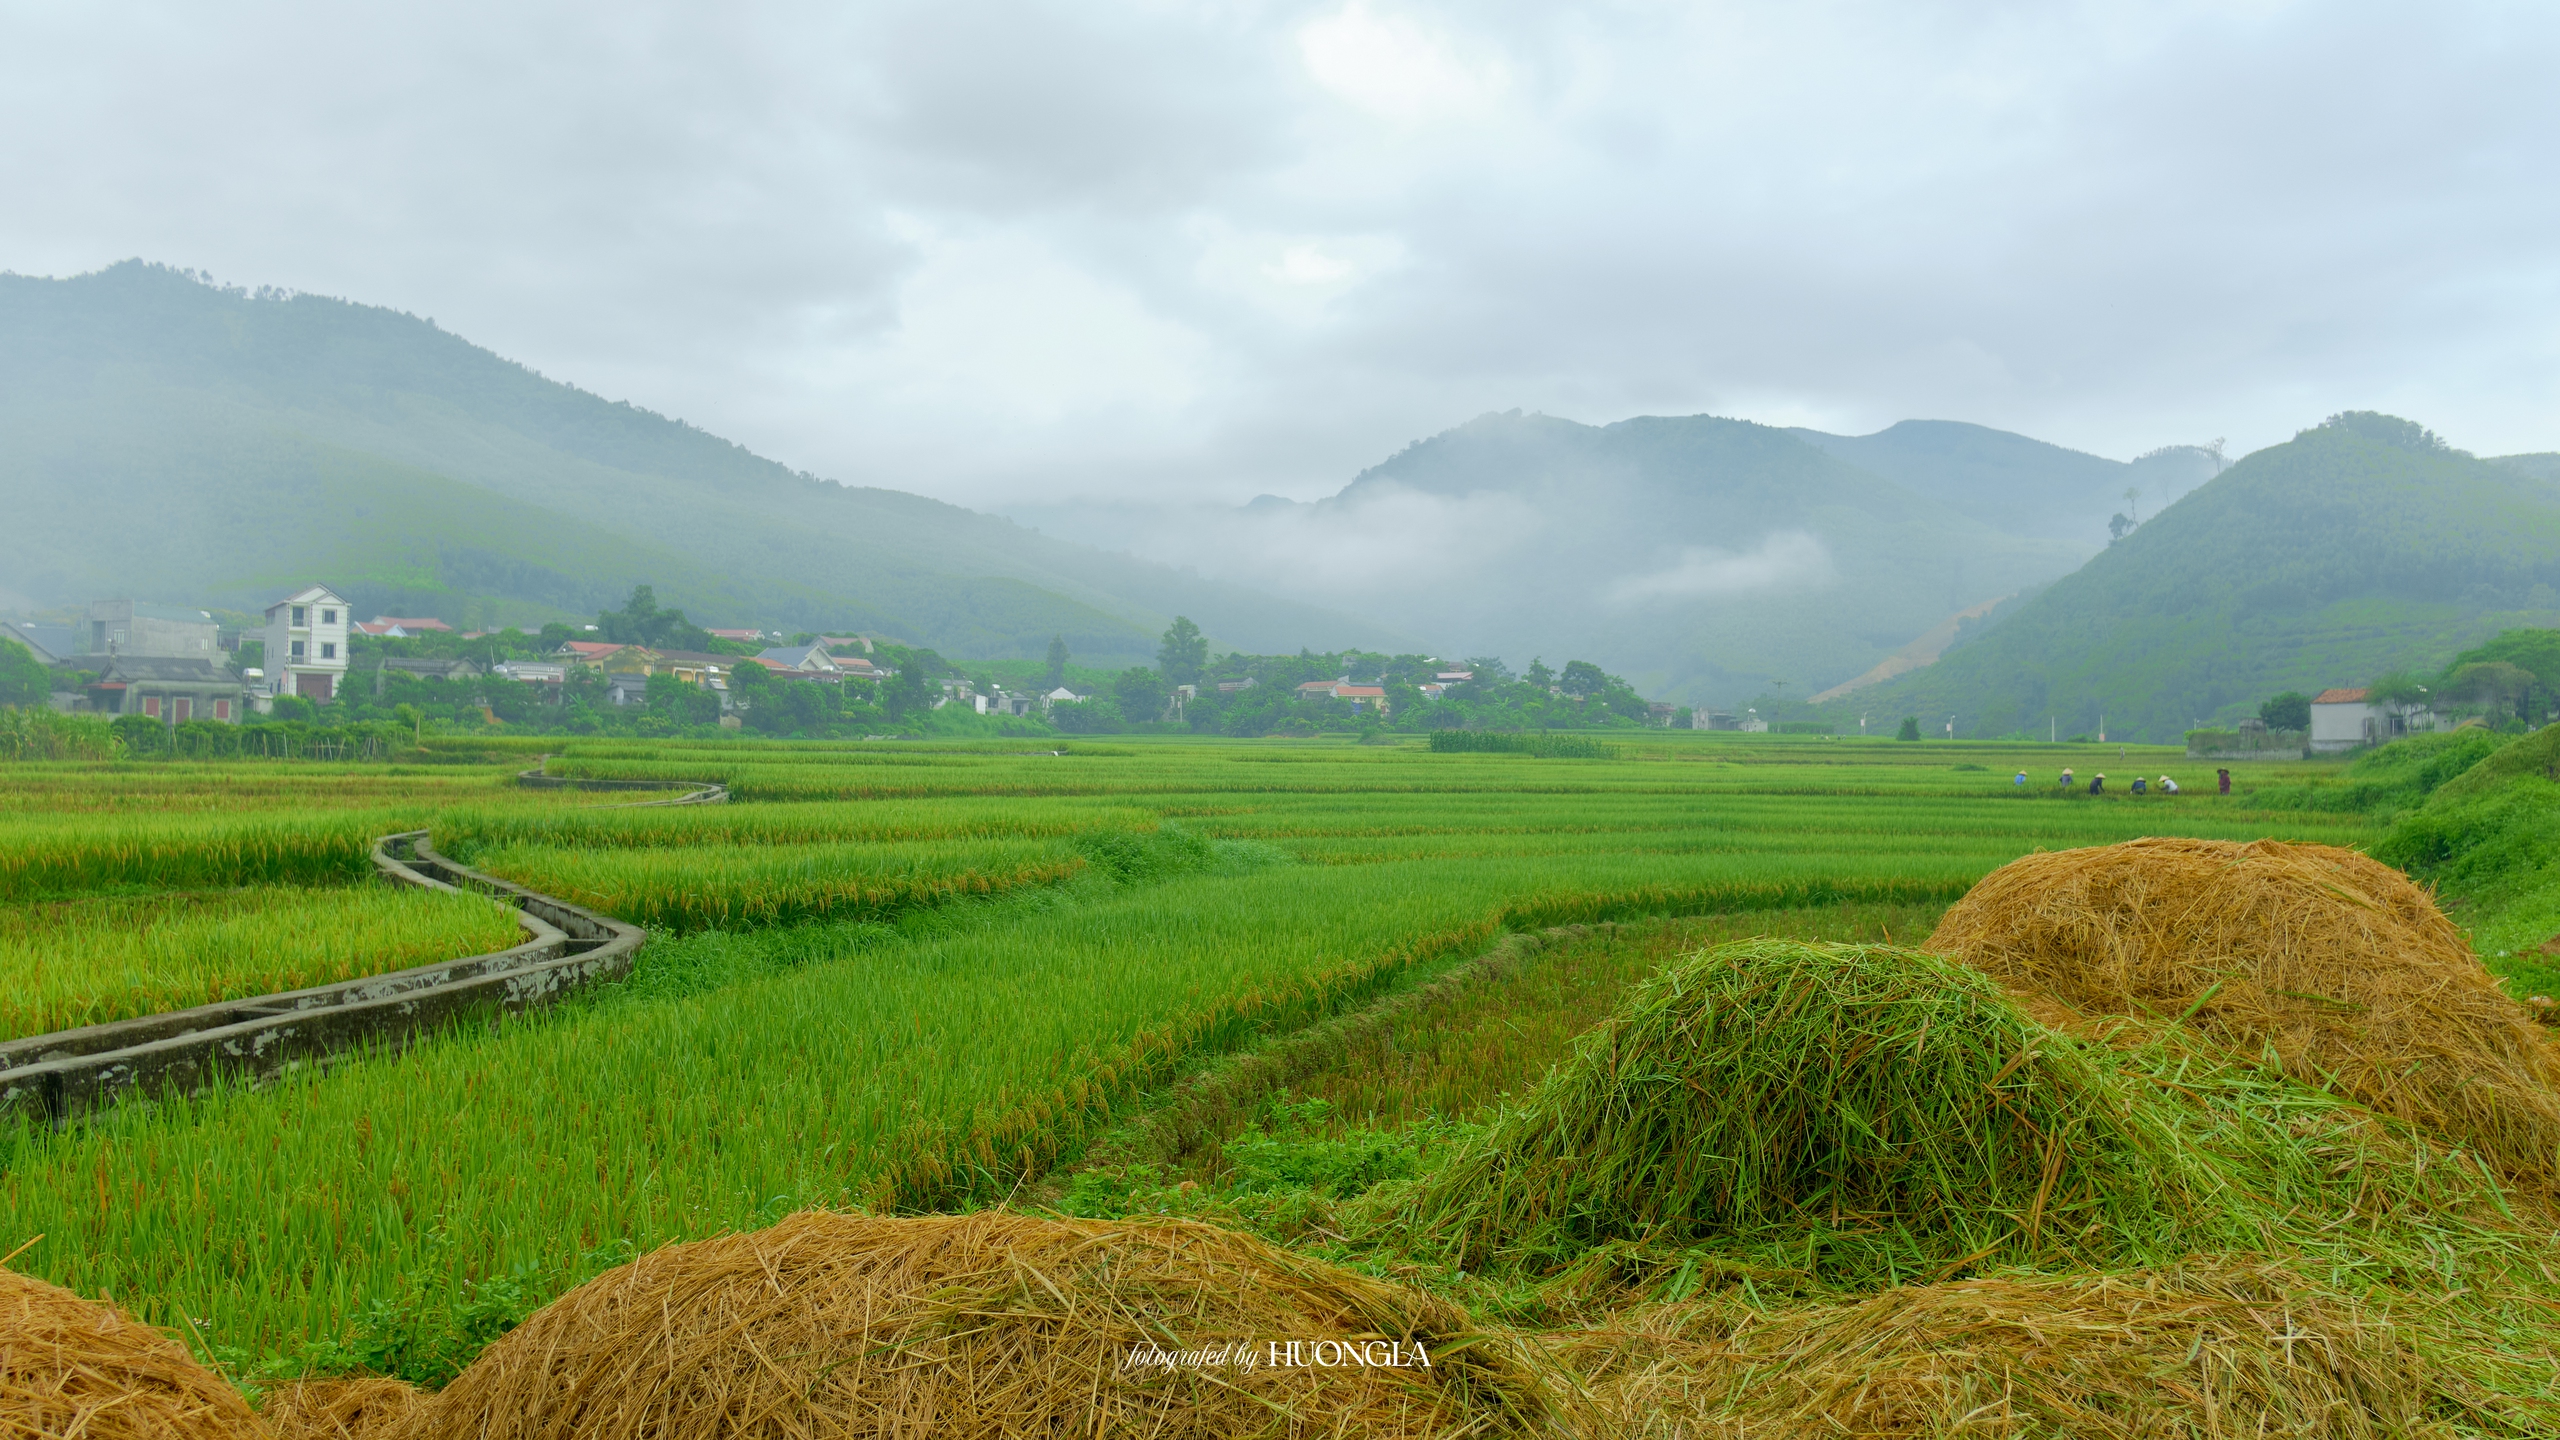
xmin=883 ymin=657 xmax=935 ymax=720
xmin=596 ymin=584 xmax=713 ymax=651
xmin=1046 ymin=636 xmax=1069 ymax=688
xmin=2257 ymin=691 xmax=2312 ymax=732
xmin=2364 ymin=671 xmax=2432 ymax=711
xmin=393 ymin=702 xmax=424 ymax=745
xmin=1896 ymin=716 xmax=1921 ymax=741
xmin=1558 ymin=660 xmax=1609 ymax=699
xmin=645 ymin=671 xmax=721 ymax=727
xmin=2444 ymin=662 xmax=2536 ymax=724
xmin=1525 ymin=658 xmax=1556 ymax=690
xmin=1114 ymin=667 xmax=1170 ymax=723
xmin=1050 ymin=695 xmax=1125 ymax=734
xmin=0 ymin=640 xmax=48 ymax=708
xmin=1156 ymin=618 xmax=1207 ymax=689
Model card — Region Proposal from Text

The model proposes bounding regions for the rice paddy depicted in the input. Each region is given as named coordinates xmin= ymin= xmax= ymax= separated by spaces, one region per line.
xmin=0 ymin=885 xmax=525 ymax=1042
xmin=1 ymin=729 xmax=2552 ymax=1434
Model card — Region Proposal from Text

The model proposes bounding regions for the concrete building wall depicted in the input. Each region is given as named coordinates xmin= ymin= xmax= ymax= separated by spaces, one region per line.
xmin=85 ymin=601 xmax=218 ymax=658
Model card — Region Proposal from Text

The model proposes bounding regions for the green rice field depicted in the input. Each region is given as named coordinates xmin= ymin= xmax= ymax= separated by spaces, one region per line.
xmin=3 ymin=732 xmax=2540 ymax=1395
xmin=0 ymin=885 xmax=526 ymax=1042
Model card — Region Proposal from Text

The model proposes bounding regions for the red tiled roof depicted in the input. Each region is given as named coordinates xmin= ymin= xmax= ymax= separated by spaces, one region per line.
xmin=562 ymin=641 xmax=626 ymax=658
xmin=1335 ymin=686 xmax=1386 ymax=698
xmin=2313 ymin=688 xmax=2370 ymax=705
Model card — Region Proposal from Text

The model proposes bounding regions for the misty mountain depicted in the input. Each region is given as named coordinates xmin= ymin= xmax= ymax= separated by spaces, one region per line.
xmin=1821 ymin=414 xmax=2560 ymax=742
xmin=1019 ymin=411 xmax=2196 ymax=705
xmin=0 ymin=262 xmax=1401 ymax=664
xmin=1787 ymin=420 xmax=2221 ymax=546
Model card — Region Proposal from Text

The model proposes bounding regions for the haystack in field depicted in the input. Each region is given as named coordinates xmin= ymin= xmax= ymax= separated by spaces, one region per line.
xmin=1927 ymin=837 xmax=2560 ymax=1184
xmin=1573 ymin=1262 xmax=2440 ymax=1439
xmin=389 ymin=1209 xmax=1546 ymax=1440
xmin=260 ymin=1377 xmax=422 ymax=1440
xmin=0 ymin=1266 xmax=266 ymax=1440
xmin=1376 ymin=940 xmax=2188 ymax=1286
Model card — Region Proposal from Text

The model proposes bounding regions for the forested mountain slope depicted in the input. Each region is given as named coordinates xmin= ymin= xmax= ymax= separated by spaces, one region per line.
xmin=1821 ymin=415 xmax=2560 ymax=742
xmin=0 ymin=262 xmax=1398 ymax=662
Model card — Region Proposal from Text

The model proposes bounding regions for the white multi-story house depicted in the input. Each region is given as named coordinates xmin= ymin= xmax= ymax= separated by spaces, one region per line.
xmin=262 ymin=585 xmax=351 ymax=705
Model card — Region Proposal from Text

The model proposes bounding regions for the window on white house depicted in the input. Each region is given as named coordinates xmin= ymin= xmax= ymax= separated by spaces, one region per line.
xmin=320 ymin=642 xmax=336 ymax=660
xmin=292 ymin=606 xmax=307 ymax=626
xmin=322 ymin=609 xmax=337 ymax=624
xmin=291 ymin=640 xmax=306 ymax=659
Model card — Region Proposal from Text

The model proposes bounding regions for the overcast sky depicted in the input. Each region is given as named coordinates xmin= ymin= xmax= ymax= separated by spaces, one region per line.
xmin=5 ymin=0 xmax=2555 ymax=507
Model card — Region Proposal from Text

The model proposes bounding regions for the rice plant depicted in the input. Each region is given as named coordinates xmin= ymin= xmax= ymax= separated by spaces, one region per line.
xmin=0 ymin=884 xmax=525 ymax=1041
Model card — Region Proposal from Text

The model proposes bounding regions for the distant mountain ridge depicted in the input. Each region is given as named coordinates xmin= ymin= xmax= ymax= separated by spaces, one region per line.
xmin=1786 ymin=420 xmax=2220 ymax=546
xmin=1819 ymin=414 xmax=2560 ymax=741
xmin=0 ymin=261 xmax=1401 ymax=663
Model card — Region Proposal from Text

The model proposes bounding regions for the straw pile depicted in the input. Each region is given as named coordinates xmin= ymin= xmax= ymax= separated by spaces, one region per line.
xmin=1571 ymin=1262 xmax=2444 ymax=1438
xmin=1927 ymin=837 xmax=2560 ymax=1183
xmin=260 ymin=1377 xmax=422 ymax=1440
xmin=1378 ymin=940 xmax=2188 ymax=1285
xmin=0 ymin=1265 xmax=266 ymax=1440
xmin=384 ymin=1209 xmax=1547 ymax=1440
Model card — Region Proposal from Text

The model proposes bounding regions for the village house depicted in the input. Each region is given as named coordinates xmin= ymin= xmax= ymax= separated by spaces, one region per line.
xmin=262 ymin=586 xmax=352 ymax=705
xmin=1 ymin=620 xmax=74 ymax=663
xmin=2309 ymin=687 xmax=2438 ymax=754
xmin=755 ymin=645 xmax=840 ymax=674
xmin=706 ymin=628 xmax=767 ymax=644
xmin=86 ymin=600 xmax=220 ymax=658
xmin=1296 ymin=678 xmax=1388 ymax=712
xmin=372 ymin=657 xmax=482 ymax=695
xmin=354 ymin=616 xmax=455 ymax=637
xmin=491 ymin=660 xmax=567 ymax=699
xmin=84 ymin=655 xmax=244 ymax=723
xmin=554 ymin=640 xmax=632 ymax=667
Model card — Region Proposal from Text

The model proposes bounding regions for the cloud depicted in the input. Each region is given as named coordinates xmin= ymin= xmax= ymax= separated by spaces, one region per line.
xmin=1607 ymin=533 xmax=1837 ymax=603
xmin=2 ymin=0 xmax=2556 ymax=507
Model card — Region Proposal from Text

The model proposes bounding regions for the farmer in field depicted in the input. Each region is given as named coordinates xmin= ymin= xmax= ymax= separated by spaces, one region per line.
xmin=2158 ymin=774 xmax=2180 ymax=794
xmin=2014 ymin=770 xmax=2028 ymax=786
xmin=2089 ymin=773 xmax=2105 ymax=794
xmin=2217 ymin=767 xmax=2232 ymax=795
xmin=2060 ymin=765 xmax=2075 ymax=789
xmin=2130 ymin=776 xmax=2147 ymax=795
